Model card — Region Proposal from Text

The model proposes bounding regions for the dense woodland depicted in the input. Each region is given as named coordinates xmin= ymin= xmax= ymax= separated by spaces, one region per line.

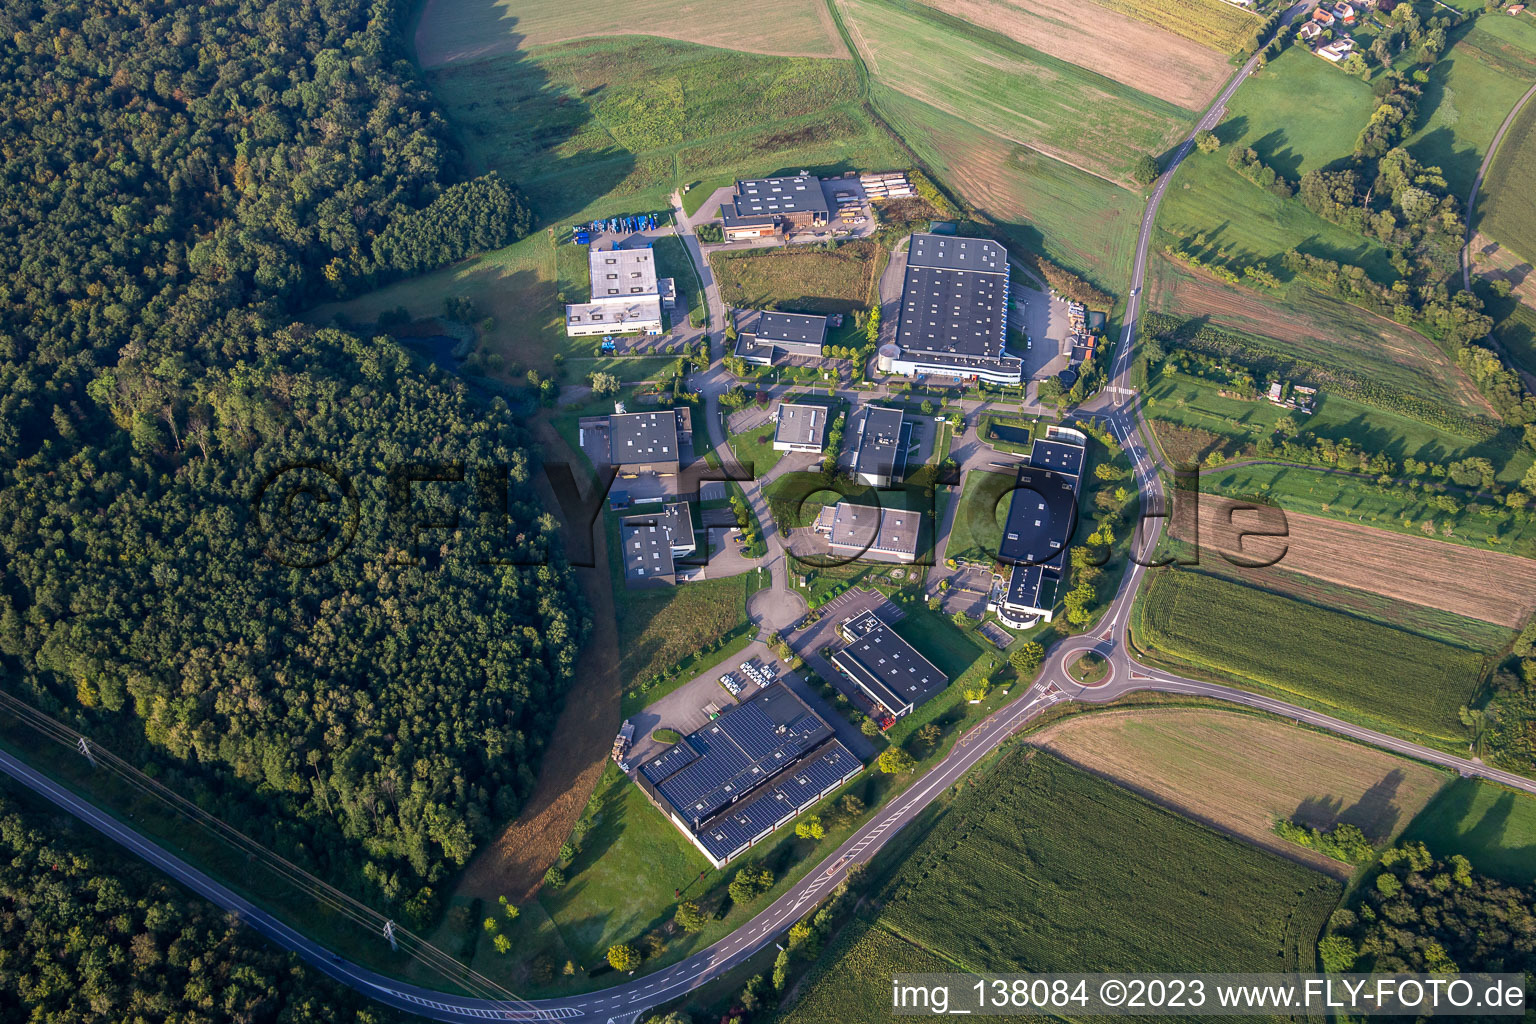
xmin=1321 ymin=842 xmax=1535 ymax=980
xmin=0 ymin=786 xmax=412 ymax=1023
xmin=0 ymin=0 xmax=583 ymax=921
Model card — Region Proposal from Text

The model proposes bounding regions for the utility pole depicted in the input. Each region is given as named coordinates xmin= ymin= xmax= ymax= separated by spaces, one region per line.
xmin=383 ymin=920 xmax=397 ymax=952
xmin=77 ymin=737 xmax=96 ymax=768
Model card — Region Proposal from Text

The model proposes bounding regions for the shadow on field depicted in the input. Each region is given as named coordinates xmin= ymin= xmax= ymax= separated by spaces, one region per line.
xmin=422 ymin=16 xmax=638 ymax=227
xmin=1292 ymin=768 xmax=1406 ymax=840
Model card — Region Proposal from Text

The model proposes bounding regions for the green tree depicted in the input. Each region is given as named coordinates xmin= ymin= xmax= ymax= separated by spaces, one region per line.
xmin=1194 ymin=129 xmax=1220 ymax=154
xmin=877 ymin=748 xmax=917 ymax=774
xmin=673 ymin=900 xmax=709 ymax=933
xmin=794 ymin=815 xmax=826 ymax=840
xmin=1010 ymin=641 xmax=1045 ymax=677
xmin=608 ymin=943 xmax=641 ymax=972
xmin=1132 ymin=154 xmax=1160 ymax=186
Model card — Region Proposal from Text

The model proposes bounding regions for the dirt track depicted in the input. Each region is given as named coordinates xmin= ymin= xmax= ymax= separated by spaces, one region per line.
xmin=1180 ymin=495 xmax=1536 ymax=628
xmin=450 ymin=417 xmax=621 ymax=904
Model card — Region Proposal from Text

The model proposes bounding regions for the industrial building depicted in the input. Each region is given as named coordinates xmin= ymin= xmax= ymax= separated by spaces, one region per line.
xmin=831 ymin=610 xmax=948 ymax=722
xmin=619 ymin=502 xmax=695 ymax=586
xmin=853 ymin=406 xmax=908 ymax=487
xmin=881 ymin=233 xmax=1023 ymax=384
xmin=608 ymin=409 xmax=684 ymax=474
xmin=732 ymin=310 xmax=830 ymax=366
xmin=773 ymin=403 xmax=832 ymax=453
xmin=636 ymin=683 xmax=862 ymax=867
xmin=813 ymin=502 xmax=919 ymax=563
xmin=992 ymin=426 xmax=1088 ymax=626
xmin=565 ymin=245 xmax=667 ymax=337
xmin=721 ymin=175 xmax=830 ymax=240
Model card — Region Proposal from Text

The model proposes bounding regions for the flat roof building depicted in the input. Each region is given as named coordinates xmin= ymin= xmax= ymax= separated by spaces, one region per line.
xmin=636 ymin=682 xmax=862 ymax=866
xmin=608 ymin=409 xmax=683 ymax=474
xmin=831 ymin=610 xmax=948 ymax=719
xmin=732 ymin=310 xmax=830 ymax=366
xmin=566 ymin=244 xmax=666 ymax=337
xmin=994 ymin=426 xmax=1088 ymax=625
xmin=853 ymin=406 xmax=907 ymax=487
xmin=773 ymin=403 xmax=831 ymax=453
xmin=813 ymin=502 xmax=919 ymax=563
xmin=730 ymin=176 xmax=829 ymax=224
xmin=619 ymin=502 xmax=695 ymax=586
xmin=884 ymin=233 xmax=1022 ymax=384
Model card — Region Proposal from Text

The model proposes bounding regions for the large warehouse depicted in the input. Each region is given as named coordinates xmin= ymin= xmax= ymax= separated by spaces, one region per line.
xmin=721 ymin=175 xmax=830 ymax=240
xmin=993 ymin=426 xmax=1088 ymax=625
xmin=813 ymin=502 xmax=919 ymax=563
xmin=635 ymin=683 xmax=862 ymax=866
xmin=608 ymin=409 xmax=684 ymax=475
xmin=732 ymin=310 xmax=829 ymax=366
xmin=882 ymin=233 xmax=1023 ymax=384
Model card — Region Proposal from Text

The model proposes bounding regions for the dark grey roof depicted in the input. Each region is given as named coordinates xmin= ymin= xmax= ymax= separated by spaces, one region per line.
xmin=640 ymin=682 xmax=836 ymax=827
xmin=997 ymin=467 xmax=1079 ymax=569
xmin=824 ymin=502 xmax=919 ymax=559
xmin=750 ymin=312 xmax=828 ymax=348
xmin=895 ymin=232 xmax=1013 ymax=372
xmin=1030 ymin=439 xmax=1085 ymax=479
xmin=832 ymin=610 xmax=948 ymax=714
xmin=609 ymin=410 xmax=680 ymax=465
xmin=854 ymin=407 xmax=905 ymax=481
xmin=693 ymin=741 xmax=861 ymax=863
xmin=619 ymin=502 xmax=694 ymax=580
xmin=775 ymin=403 xmax=830 ymax=449
xmin=1003 ymin=562 xmax=1058 ymax=615
xmin=731 ymin=176 xmax=829 ymax=218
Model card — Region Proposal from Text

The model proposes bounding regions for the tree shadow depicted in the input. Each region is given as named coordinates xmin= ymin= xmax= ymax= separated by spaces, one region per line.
xmin=1291 ymin=768 xmax=1406 ymax=841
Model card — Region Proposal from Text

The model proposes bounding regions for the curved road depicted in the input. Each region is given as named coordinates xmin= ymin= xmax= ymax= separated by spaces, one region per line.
xmin=6 ymin=6 xmax=1533 ymax=1020
xmin=1460 ymin=77 xmax=1536 ymax=292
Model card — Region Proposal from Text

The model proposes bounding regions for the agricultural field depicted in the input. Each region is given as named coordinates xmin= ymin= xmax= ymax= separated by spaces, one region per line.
xmin=836 ymin=0 xmax=1193 ymax=184
xmin=1090 ymin=0 xmax=1263 ymax=54
xmin=873 ymin=86 xmax=1142 ymax=286
xmin=908 ymin=0 xmax=1232 ymax=111
xmin=1176 ymin=494 xmax=1536 ymax=628
xmin=1032 ymin=709 xmax=1449 ymax=877
xmin=1143 ymin=262 xmax=1493 ymax=416
xmin=413 ymin=0 xmax=847 ymax=68
xmin=1401 ymin=777 xmax=1536 ymax=886
xmin=425 ymin=37 xmax=905 ymax=229
xmin=712 ymin=240 xmax=881 ymax=316
xmin=1135 ymin=570 xmax=1489 ymax=745
xmin=1406 ymin=16 xmax=1536 ymax=200
xmin=1144 ymin=366 xmax=1496 ymax=467
xmin=1477 ymin=83 xmax=1536 ymax=267
xmin=1217 ymin=44 xmax=1379 ymax=176
xmin=946 ymin=469 xmax=1014 ymax=564
xmin=1469 ymin=233 xmax=1536 ymax=311
xmin=1491 ymin=294 xmax=1536 ymax=378
xmin=866 ymin=752 xmax=1339 ymax=985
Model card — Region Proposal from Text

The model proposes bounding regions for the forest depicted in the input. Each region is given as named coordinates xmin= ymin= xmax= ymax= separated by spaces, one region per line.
xmin=0 ymin=0 xmax=582 ymax=922
xmin=0 ymin=785 xmax=409 ymax=1022
xmin=1321 ymin=842 xmax=1535 ymax=979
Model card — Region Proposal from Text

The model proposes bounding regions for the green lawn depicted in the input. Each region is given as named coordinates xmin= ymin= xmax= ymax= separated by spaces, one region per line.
xmin=1221 ymin=44 xmax=1379 ymax=176
xmin=725 ymin=421 xmax=786 ymax=479
xmin=783 ymin=751 xmax=1341 ymax=1024
xmin=946 ymin=469 xmax=1014 ymax=563
xmin=840 ymin=0 xmax=1192 ymax=185
xmin=425 ymin=36 xmax=907 ymax=230
xmin=1401 ymin=777 xmax=1536 ymax=886
xmin=1136 ymin=569 xmax=1488 ymax=745
xmin=871 ymin=85 xmax=1143 ymax=289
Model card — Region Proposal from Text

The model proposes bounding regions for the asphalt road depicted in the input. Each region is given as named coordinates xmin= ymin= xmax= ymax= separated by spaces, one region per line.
xmin=6 ymin=7 xmax=1535 ymax=1019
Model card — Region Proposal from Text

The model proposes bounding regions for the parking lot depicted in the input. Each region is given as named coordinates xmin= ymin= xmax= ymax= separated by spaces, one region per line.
xmin=1013 ymin=282 xmax=1074 ymax=380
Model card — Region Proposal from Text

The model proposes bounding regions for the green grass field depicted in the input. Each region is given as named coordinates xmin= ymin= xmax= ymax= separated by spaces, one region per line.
xmin=1089 ymin=0 xmax=1262 ymax=54
xmin=1407 ymin=17 xmax=1536 ymax=199
xmin=873 ymin=86 xmax=1142 ymax=287
xmin=1401 ymin=777 xmax=1536 ymax=886
xmin=1144 ymin=367 xmax=1501 ymax=470
xmin=412 ymin=0 xmax=847 ymax=68
xmin=1136 ymin=570 xmax=1488 ymax=744
xmin=783 ymin=751 xmax=1340 ymax=1023
xmin=838 ymin=0 xmax=1192 ymax=184
xmin=946 ymin=469 xmax=1013 ymax=563
xmin=1491 ymin=298 xmax=1536 ymax=377
xmin=1478 ymin=77 xmax=1536 ymax=266
xmin=1220 ymin=44 xmax=1379 ymax=176
xmin=712 ymin=240 xmax=880 ymax=316
xmin=425 ymin=36 xmax=905 ymax=230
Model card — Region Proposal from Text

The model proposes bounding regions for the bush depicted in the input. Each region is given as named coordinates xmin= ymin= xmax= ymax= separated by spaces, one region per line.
xmin=674 ymin=900 xmax=709 ymax=933
xmin=651 ymin=727 xmax=683 ymax=744
xmin=543 ymin=866 xmax=567 ymax=888
xmin=607 ymin=943 xmax=641 ymax=972
xmin=728 ymin=863 xmax=775 ymax=903
xmin=1131 ymin=154 xmax=1160 ymax=186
